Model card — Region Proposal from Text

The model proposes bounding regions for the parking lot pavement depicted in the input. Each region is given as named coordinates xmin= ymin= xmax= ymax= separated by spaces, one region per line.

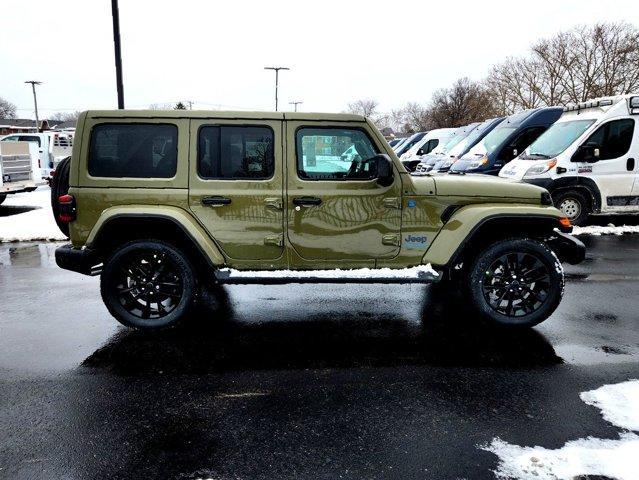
xmin=1 ymin=235 xmax=638 ymax=479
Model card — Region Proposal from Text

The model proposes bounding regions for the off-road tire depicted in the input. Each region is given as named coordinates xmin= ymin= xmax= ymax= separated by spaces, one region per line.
xmin=50 ymin=156 xmax=71 ymax=237
xmin=552 ymin=189 xmax=590 ymax=226
xmin=467 ymin=238 xmax=564 ymax=328
xmin=101 ymin=240 xmax=197 ymax=330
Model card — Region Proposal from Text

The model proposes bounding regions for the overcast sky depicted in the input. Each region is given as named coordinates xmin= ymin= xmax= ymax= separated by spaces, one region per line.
xmin=2 ymin=0 xmax=638 ymax=118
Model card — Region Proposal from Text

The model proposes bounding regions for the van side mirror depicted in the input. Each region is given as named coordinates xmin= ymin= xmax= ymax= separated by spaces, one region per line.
xmin=572 ymin=142 xmax=601 ymax=163
xmin=417 ymin=147 xmax=426 ymax=156
xmin=512 ymin=148 xmax=518 ymax=157
xmin=373 ymin=154 xmax=394 ymax=186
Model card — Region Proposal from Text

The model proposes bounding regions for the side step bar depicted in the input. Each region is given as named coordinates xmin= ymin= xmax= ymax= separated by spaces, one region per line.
xmin=215 ymin=265 xmax=441 ymax=285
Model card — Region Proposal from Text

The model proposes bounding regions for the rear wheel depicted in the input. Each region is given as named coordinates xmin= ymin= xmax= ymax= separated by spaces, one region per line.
xmin=467 ymin=238 xmax=564 ymax=328
xmin=100 ymin=240 xmax=197 ymax=329
xmin=552 ymin=189 xmax=590 ymax=226
xmin=50 ymin=156 xmax=71 ymax=236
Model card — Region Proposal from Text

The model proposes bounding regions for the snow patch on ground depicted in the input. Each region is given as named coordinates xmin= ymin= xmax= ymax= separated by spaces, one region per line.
xmin=0 ymin=187 xmax=67 ymax=242
xmin=573 ymin=224 xmax=639 ymax=236
xmin=218 ymin=264 xmax=439 ymax=279
xmin=482 ymin=379 xmax=639 ymax=480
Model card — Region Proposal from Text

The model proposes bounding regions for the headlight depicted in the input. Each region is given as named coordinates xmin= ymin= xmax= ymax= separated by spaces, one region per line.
xmin=467 ymin=155 xmax=489 ymax=169
xmin=523 ymin=159 xmax=557 ymax=178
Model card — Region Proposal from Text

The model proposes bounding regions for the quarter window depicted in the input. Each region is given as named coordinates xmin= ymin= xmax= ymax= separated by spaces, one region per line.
xmin=296 ymin=128 xmax=379 ymax=180
xmin=198 ymin=126 xmax=274 ymax=179
xmin=89 ymin=123 xmax=178 ymax=178
xmin=582 ymin=119 xmax=635 ymax=160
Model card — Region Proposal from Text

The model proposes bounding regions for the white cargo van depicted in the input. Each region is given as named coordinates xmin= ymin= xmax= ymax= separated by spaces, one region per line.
xmin=0 ymin=131 xmax=73 ymax=180
xmin=499 ymin=95 xmax=639 ymax=225
xmin=0 ymin=141 xmax=47 ymax=204
xmin=400 ymin=128 xmax=456 ymax=171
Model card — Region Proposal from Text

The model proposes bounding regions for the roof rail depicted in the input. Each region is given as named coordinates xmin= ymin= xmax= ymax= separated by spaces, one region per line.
xmin=563 ymin=98 xmax=615 ymax=112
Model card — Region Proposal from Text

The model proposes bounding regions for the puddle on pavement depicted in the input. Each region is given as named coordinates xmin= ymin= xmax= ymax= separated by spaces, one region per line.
xmin=0 ymin=242 xmax=62 ymax=268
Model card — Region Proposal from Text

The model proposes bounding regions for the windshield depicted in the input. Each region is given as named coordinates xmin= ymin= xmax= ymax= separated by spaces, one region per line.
xmin=522 ymin=119 xmax=596 ymax=159
xmin=467 ymin=126 xmax=517 ymax=156
xmin=447 ymin=123 xmax=491 ymax=156
xmin=436 ymin=128 xmax=471 ymax=154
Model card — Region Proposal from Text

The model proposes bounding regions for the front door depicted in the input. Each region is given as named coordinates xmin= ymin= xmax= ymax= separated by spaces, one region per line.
xmin=188 ymin=119 xmax=285 ymax=261
xmin=576 ymin=118 xmax=637 ymax=212
xmin=285 ymin=121 xmax=402 ymax=264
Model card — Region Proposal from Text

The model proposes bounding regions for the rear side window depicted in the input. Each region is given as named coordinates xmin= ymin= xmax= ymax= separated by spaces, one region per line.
xmin=198 ymin=126 xmax=274 ymax=179
xmin=89 ymin=123 xmax=178 ymax=178
xmin=583 ymin=119 xmax=635 ymax=160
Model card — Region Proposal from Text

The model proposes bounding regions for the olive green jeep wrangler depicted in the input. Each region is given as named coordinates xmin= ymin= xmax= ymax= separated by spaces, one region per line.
xmin=52 ymin=110 xmax=585 ymax=329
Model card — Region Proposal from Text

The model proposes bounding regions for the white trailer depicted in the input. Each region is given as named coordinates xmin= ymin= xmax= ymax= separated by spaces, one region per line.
xmin=0 ymin=141 xmax=47 ymax=204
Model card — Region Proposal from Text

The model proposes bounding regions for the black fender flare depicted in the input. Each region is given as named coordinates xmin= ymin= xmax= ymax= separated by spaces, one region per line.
xmin=546 ymin=177 xmax=602 ymax=213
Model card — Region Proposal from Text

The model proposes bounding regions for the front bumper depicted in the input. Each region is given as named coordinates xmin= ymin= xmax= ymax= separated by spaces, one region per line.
xmin=548 ymin=231 xmax=586 ymax=265
xmin=55 ymin=244 xmax=102 ymax=275
xmin=522 ymin=177 xmax=554 ymax=190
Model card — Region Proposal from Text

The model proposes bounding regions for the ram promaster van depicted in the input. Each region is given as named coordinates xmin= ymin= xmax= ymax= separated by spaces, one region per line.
xmin=450 ymin=107 xmax=563 ymax=175
xmin=394 ymin=131 xmax=427 ymax=158
xmin=401 ymin=128 xmax=457 ymax=171
xmin=500 ymin=95 xmax=639 ymax=225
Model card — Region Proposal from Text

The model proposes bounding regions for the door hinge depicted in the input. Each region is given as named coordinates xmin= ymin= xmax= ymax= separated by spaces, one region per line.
xmin=382 ymin=233 xmax=400 ymax=246
xmin=383 ymin=197 xmax=402 ymax=209
xmin=264 ymin=198 xmax=283 ymax=210
xmin=264 ymin=234 xmax=283 ymax=247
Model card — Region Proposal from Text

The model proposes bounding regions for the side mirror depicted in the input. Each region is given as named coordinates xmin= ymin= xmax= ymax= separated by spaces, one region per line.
xmin=417 ymin=148 xmax=425 ymax=156
xmin=373 ymin=154 xmax=394 ymax=186
xmin=571 ymin=143 xmax=600 ymax=163
xmin=512 ymin=148 xmax=518 ymax=157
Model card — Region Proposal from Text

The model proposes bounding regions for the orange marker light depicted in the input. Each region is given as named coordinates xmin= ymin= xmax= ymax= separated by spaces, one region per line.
xmin=559 ymin=217 xmax=572 ymax=228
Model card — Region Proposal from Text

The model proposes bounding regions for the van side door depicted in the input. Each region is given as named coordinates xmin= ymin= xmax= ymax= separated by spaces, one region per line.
xmin=574 ymin=118 xmax=636 ymax=212
xmin=188 ymin=119 xmax=285 ymax=263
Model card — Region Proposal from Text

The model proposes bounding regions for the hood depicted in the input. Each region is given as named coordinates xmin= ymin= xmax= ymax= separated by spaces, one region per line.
xmin=409 ymin=174 xmax=544 ymax=200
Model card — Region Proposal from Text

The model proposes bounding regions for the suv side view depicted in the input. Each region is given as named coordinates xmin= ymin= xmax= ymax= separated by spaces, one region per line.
xmin=53 ymin=110 xmax=585 ymax=330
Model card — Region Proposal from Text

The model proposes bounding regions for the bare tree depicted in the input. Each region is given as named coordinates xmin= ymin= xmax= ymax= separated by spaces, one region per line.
xmin=148 ymin=103 xmax=173 ymax=110
xmin=346 ymin=99 xmax=379 ymax=118
xmin=484 ymin=22 xmax=639 ymax=112
xmin=427 ymin=77 xmax=496 ymax=127
xmin=49 ymin=111 xmax=81 ymax=122
xmin=0 ymin=97 xmax=17 ymax=118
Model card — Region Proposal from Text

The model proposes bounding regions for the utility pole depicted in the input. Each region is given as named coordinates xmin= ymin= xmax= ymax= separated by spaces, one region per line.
xmin=264 ymin=66 xmax=290 ymax=111
xmin=24 ymin=81 xmax=42 ymax=131
xmin=289 ymin=101 xmax=303 ymax=112
xmin=111 ymin=0 xmax=125 ymax=109
xmin=187 ymin=100 xmax=193 ymax=110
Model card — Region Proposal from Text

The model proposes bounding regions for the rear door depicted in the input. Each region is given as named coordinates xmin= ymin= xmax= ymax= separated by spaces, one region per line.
xmin=285 ymin=121 xmax=402 ymax=265
xmin=188 ymin=119 xmax=285 ymax=261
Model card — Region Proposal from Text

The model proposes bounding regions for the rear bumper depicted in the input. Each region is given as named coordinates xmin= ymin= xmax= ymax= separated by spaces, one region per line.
xmin=548 ymin=231 xmax=586 ymax=265
xmin=55 ymin=244 xmax=102 ymax=275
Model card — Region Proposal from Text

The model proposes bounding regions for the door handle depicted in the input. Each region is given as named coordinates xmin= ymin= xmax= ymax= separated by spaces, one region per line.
xmin=293 ymin=196 xmax=322 ymax=206
xmin=627 ymin=158 xmax=635 ymax=171
xmin=201 ymin=196 xmax=232 ymax=207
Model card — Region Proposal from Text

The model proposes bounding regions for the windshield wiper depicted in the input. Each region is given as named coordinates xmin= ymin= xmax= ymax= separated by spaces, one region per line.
xmin=528 ymin=152 xmax=552 ymax=159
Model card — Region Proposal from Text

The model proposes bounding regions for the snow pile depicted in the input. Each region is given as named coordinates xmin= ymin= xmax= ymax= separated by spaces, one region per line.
xmin=573 ymin=224 xmax=639 ymax=236
xmin=218 ymin=264 xmax=439 ymax=279
xmin=482 ymin=379 xmax=639 ymax=480
xmin=0 ymin=187 xmax=67 ymax=242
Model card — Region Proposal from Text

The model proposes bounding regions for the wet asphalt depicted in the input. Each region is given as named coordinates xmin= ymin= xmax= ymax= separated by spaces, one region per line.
xmin=1 ymin=230 xmax=639 ymax=479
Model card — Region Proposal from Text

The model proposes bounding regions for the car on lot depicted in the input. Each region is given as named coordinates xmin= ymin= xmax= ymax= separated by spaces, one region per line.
xmin=52 ymin=110 xmax=585 ymax=330
xmin=499 ymin=95 xmax=639 ymax=225
xmin=420 ymin=118 xmax=505 ymax=174
xmin=393 ymin=131 xmax=427 ymax=158
xmin=0 ymin=140 xmax=47 ymax=203
xmin=388 ymin=138 xmax=402 ymax=148
xmin=449 ymin=107 xmax=563 ymax=175
xmin=0 ymin=131 xmax=73 ymax=179
xmin=400 ymin=128 xmax=457 ymax=172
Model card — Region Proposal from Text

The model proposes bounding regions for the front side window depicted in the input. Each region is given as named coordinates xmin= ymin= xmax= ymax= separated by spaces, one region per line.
xmin=498 ymin=127 xmax=547 ymax=161
xmin=296 ymin=128 xmax=378 ymax=180
xmin=198 ymin=126 xmax=274 ymax=179
xmin=89 ymin=123 xmax=177 ymax=178
xmin=582 ymin=119 xmax=635 ymax=161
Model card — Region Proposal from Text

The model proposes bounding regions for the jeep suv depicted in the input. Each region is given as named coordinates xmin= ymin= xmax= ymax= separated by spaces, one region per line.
xmin=53 ymin=110 xmax=585 ymax=330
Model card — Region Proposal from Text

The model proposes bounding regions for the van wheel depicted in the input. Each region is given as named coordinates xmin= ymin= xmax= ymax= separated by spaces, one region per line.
xmin=0 ymin=194 xmax=6 ymax=205
xmin=50 ymin=156 xmax=71 ymax=237
xmin=101 ymin=240 xmax=197 ymax=330
xmin=467 ymin=238 xmax=564 ymax=328
xmin=552 ymin=190 xmax=590 ymax=226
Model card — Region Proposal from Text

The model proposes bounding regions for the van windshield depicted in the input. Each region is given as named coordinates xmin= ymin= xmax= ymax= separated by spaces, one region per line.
xmin=521 ymin=119 xmax=595 ymax=159
xmin=437 ymin=128 xmax=472 ymax=154
xmin=448 ymin=123 xmax=493 ymax=156
xmin=467 ymin=126 xmax=516 ymax=156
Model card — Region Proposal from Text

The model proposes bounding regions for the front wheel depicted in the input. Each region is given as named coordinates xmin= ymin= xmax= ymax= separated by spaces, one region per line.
xmin=467 ymin=238 xmax=564 ymax=328
xmin=552 ymin=190 xmax=590 ymax=226
xmin=100 ymin=240 xmax=197 ymax=329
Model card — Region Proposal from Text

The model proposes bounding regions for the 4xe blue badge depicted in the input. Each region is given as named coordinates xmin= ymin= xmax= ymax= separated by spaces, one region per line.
xmin=407 ymin=199 xmax=417 ymax=208
xmin=403 ymin=234 xmax=428 ymax=249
